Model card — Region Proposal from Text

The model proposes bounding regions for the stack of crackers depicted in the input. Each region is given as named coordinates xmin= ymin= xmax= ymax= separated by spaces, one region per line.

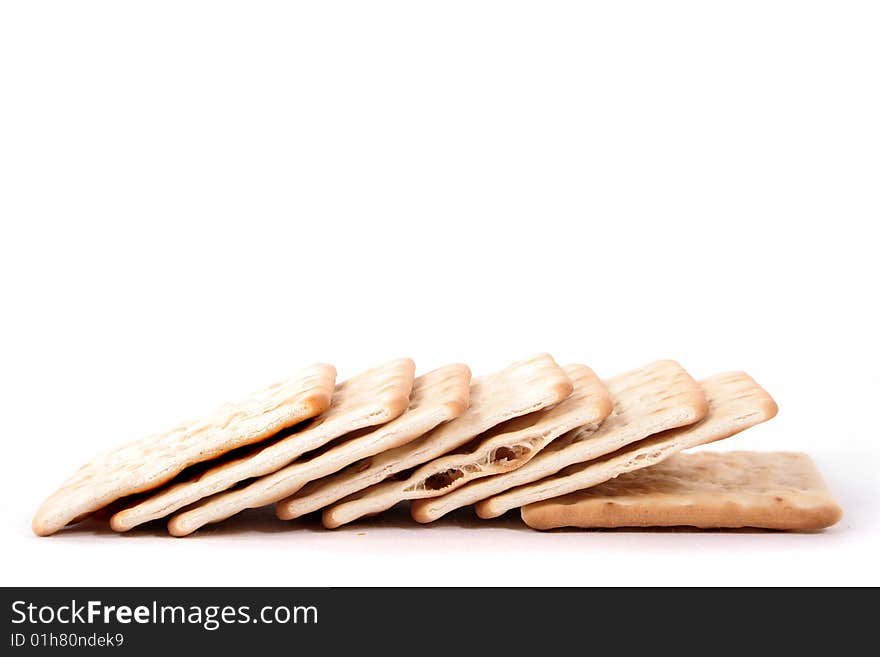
xmin=32 ymin=355 xmax=842 ymax=536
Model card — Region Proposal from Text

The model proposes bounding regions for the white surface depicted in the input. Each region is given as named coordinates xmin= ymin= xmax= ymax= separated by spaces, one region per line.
xmin=1 ymin=1 xmax=878 ymax=586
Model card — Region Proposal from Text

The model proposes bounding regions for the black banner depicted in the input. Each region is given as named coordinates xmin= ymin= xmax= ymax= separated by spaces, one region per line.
xmin=0 ymin=587 xmax=862 ymax=653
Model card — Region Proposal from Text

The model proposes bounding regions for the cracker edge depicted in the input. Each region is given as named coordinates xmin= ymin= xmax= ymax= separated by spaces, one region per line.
xmin=32 ymin=363 xmax=337 ymax=537
xmin=521 ymin=451 xmax=842 ymax=531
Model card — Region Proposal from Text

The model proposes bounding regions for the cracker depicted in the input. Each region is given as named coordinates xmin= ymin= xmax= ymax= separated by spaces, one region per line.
xmin=297 ymin=353 xmax=573 ymax=528
xmin=521 ymin=451 xmax=842 ymax=530
xmin=165 ymin=363 xmax=470 ymax=536
xmin=422 ymin=360 xmax=707 ymax=521
xmin=402 ymin=365 xmax=611 ymax=523
xmin=109 ymin=359 xmax=415 ymax=532
xmin=488 ymin=370 xmax=777 ymax=517
xmin=32 ymin=363 xmax=337 ymax=536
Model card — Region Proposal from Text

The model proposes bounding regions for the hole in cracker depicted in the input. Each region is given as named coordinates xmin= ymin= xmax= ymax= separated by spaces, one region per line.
xmin=423 ymin=469 xmax=464 ymax=491
xmin=490 ymin=445 xmax=530 ymax=464
xmin=492 ymin=446 xmax=517 ymax=462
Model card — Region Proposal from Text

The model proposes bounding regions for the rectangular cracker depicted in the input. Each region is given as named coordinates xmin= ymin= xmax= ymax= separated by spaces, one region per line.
xmin=397 ymin=365 xmax=611 ymax=523
xmin=522 ymin=451 xmax=842 ymax=530
xmin=484 ymin=370 xmax=777 ymax=517
xmin=419 ymin=360 xmax=707 ymax=522
xmin=165 ymin=363 xmax=470 ymax=536
xmin=32 ymin=363 xmax=337 ymax=536
xmin=280 ymin=353 xmax=573 ymax=528
xmin=109 ymin=359 xmax=415 ymax=532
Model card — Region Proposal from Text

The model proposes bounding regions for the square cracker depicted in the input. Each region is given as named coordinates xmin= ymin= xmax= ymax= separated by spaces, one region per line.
xmin=110 ymin=358 xmax=415 ymax=532
xmin=32 ymin=363 xmax=337 ymax=536
xmin=483 ymin=370 xmax=777 ymax=517
xmin=521 ymin=451 xmax=842 ymax=530
xmin=285 ymin=353 xmax=573 ymax=528
xmin=422 ymin=360 xmax=707 ymax=521
xmin=396 ymin=365 xmax=610 ymax=523
xmin=165 ymin=363 xmax=470 ymax=536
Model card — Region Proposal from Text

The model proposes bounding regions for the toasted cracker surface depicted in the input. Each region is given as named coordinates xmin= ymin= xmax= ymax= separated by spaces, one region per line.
xmin=110 ymin=359 xmax=414 ymax=531
xmin=313 ymin=353 xmax=573 ymax=528
xmin=482 ymin=370 xmax=775 ymax=517
xmin=522 ymin=451 xmax=841 ymax=530
xmin=166 ymin=363 xmax=470 ymax=535
xmin=423 ymin=360 xmax=706 ymax=521
xmin=269 ymin=364 xmax=471 ymax=521
xmin=408 ymin=364 xmax=610 ymax=522
xmin=330 ymin=364 xmax=606 ymax=526
xmin=33 ymin=363 xmax=336 ymax=536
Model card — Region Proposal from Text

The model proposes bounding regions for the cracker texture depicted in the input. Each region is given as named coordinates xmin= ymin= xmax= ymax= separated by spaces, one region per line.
xmin=479 ymin=370 xmax=773 ymax=517
xmin=110 ymin=359 xmax=414 ymax=531
xmin=33 ymin=363 xmax=336 ymax=536
xmin=410 ymin=364 xmax=611 ymax=523
xmin=167 ymin=363 xmax=470 ymax=535
xmin=316 ymin=353 xmax=573 ymax=528
xmin=450 ymin=360 xmax=707 ymax=520
xmin=522 ymin=451 xmax=842 ymax=530
xmin=271 ymin=364 xmax=471 ymax=521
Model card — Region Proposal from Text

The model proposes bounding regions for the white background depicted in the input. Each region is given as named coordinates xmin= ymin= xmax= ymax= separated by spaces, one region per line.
xmin=1 ymin=2 xmax=878 ymax=586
